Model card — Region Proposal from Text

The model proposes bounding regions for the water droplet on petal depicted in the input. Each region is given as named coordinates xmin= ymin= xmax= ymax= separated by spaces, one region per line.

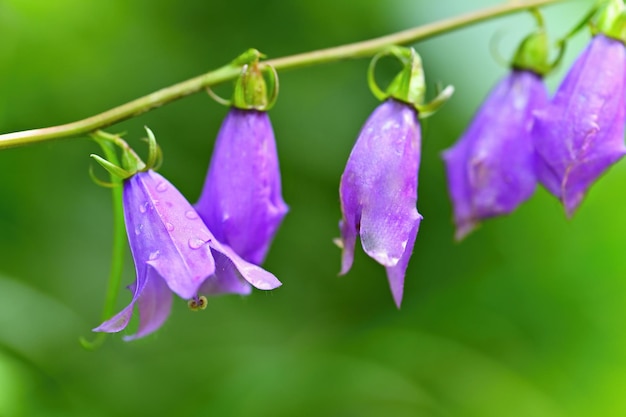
xmin=149 ymin=251 xmax=159 ymax=260
xmin=165 ymin=222 xmax=174 ymax=231
xmin=185 ymin=210 xmax=199 ymax=220
xmin=139 ymin=202 xmax=148 ymax=213
xmin=156 ymin=182 xmax=168 ymax=192
xmin=188 ymin=238 xmax=206 ymax=249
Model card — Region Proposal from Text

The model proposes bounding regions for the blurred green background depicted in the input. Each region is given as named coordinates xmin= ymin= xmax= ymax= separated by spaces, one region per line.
xmin=0 ymin=0 xmax=620 ymax=416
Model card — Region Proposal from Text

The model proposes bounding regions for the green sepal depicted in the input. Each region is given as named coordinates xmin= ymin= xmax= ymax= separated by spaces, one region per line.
xmin=88 ymin=164 xmax=117 ymax=188
xmin=89 ymin=127 xmax=163 ymax=185
xmin=512 ymin=29 xmax=550 ymax=75
xmin=368 ymin=45 xmax=453 ymax=118
xmin=142 ymin=126 xmax=163 ymax=171
xmin=416 ymin=85 xmax=455 ymax=119
xmin=208 ymin=49 xmax=279 ymax=111
xmin=232 ymin=62 xmax=279 ymax=111
xmin=596 ymin=0 xmax=626 ymax=43
xmin=368 ymin=46 xmax=426 ymax=106
xmin=231 ymin=48 xmax=266 ymax=67
xmin=90 ymin=153 xmax=133 ymax=180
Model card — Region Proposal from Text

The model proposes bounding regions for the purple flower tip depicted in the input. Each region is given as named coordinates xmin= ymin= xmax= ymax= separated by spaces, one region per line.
xmin=337 ymin=99 xmax=422 ymax=307
xmin=442 ymin=70 xmax=548 ymax=240
xmin=94 ymin=170 xmax=281 ymax=340
xmin=196 ymin=108 xmax=288 ymax=265
xmin=533 ymin=34 xmax=626 ymax=217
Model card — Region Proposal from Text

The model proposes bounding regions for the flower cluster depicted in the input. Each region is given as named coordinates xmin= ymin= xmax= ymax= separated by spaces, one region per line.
xmin=94 ymin=169 xmax=281 ymax=340
xmin=443 ymin=6 xmax=626 ymax=238
xmin=92 ymin=55 xmax=289 ymax=340
xmin=90 ymin=3 xmax=626 ymax=340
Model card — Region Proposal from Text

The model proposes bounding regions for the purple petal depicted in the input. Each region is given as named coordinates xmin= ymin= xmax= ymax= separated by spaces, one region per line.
xmin=93 ymin=265 xmax=172 ymax=340
xmin=197 ymin=252 xmax=253 ymax=296
xmin=533 ymin=34 xmax=626 ymax=217
xmin=442 ymin=70 xmax=547 ymax=239
xmin=385 ymin=223 xmax=418 ymax=308
xmin=207 ymin=238 xmax=282 ymax=291
xmin=125 ymin=170 xmax=216 ymax=299
xmin=196 ymin=108 xmax=288 ymax=265
xmin=339 ymin=99 xmax=422 ymax=269
xmin=338 ymin=218 xmax=357 ymax=275
xmin=123 ymin=268 xmax=173 ymax=341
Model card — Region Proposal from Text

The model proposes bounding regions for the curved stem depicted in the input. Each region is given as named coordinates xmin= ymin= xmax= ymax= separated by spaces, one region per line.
xmin=80 ymin=132 xmax=126 ymax=350
xmin=0 ymin=0 xmax=561 ymax=149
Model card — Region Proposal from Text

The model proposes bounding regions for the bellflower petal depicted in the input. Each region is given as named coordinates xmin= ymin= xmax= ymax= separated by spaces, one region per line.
xmin=196 ymin=108 xmax=288 ymax=265
xmin=533 ymin=34 xmax=626 ymax=216
xmin=443 ymin=70 xmax=548 ymax=240
xmin=338 ymin=99 xmax=422 ymax=307
xmin=124 ymin=171 xmax=215 ymax=299
xmin=95 ymin=169 xmax=281 ymax=340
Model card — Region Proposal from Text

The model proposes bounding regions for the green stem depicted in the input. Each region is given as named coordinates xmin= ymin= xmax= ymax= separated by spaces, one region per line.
xmin=0 ymin=0 xmax=561 ymax=149
xmin=80 ymin=132 xmax=126 ymax=350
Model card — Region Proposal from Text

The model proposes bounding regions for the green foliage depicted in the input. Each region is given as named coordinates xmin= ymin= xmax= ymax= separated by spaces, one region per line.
xmin=0 ymin=1 xmax=621 ymax=416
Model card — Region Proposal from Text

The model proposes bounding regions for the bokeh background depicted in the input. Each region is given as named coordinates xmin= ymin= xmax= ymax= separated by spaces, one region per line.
xmin=0 ymin=0 xmax=619 ymax=416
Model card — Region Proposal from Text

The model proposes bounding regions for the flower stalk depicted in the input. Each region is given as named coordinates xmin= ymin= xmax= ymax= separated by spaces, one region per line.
xmin=79 ymin=131 xmax=127 ymax=350
xmin=0 ymin=0 xmax=561 ymax=150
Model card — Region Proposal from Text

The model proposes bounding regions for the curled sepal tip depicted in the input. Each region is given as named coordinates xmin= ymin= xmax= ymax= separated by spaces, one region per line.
xmin=416 ymin=85 xmax=454 ymax=119
xmin=368 ymin=45 xmax=453 ymax=117
xmin=90 ymin=153 xmax=133 ymax=180
xmin=368 ymin=46 xmax=425 ymax=106
xmin=142 ymin=126 xmax=163 ymax=171
xmin=89 ymin=127 xmax=162 ymax=182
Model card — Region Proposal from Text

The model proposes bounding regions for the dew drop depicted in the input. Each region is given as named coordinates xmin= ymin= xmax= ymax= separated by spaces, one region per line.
xmin=139 ymin=202 xmax=148 ymax=213
xmin=185 ymin=210 xmax=199 ymax=220
xmin=155 ymin=182 xmax=168 ymax=192
xmin=188 ymin=238 xmax=206 ymax=249
xmin=149 ymin=251 xmax=159 ymax=261
xmin=165 ymin=222 xmax=175 ymax=231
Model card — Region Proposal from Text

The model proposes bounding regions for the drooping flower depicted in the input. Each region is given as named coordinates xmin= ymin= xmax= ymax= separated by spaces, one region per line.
xmin=533 ymin=33 xmax=626 ymax=216
xmin=336 ymin=46 xmax=452 ymax=307
xmin=94 ymin=169 xmax=281 ymax=340
xmin=337 ymin=98 xmax=422 ymax=308
xmin=442 ymin=70 xmax=548 ymax=239
xmin=195 ymin=108 xmax=288 ymax=265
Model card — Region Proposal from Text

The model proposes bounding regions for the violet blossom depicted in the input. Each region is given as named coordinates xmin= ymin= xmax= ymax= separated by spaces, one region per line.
xmin=94 ymin=169 xmax=281 ymax=340
xmin=533 ymin=33 xmax=626 ymax=216
xmin=337 ymin=99 xmax=422 ymax=308
xmin=195 ymin=108 xmax=288 ymax=265
xmin=442 ymin=70 xmax=548 ymax=239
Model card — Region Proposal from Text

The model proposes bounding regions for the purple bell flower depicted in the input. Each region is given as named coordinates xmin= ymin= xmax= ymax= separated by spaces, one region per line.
xmin=533 ymin=34 xmax=626 ymax=217
xmin=337 ymin=99 xmax=422 ymax=308
xmin=442 ymin=70 xmax=548 ymax=240
xmin=94 ymin=169 xmax=281 ymax=340
xmin=196 ymin=108 xmax=288 ymax=265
